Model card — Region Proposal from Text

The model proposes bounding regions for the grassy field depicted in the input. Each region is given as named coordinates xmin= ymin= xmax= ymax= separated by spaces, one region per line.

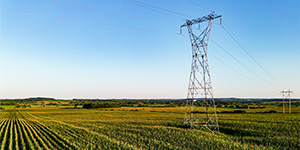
xmin=0 ymin=107 xmax=299 ymax=149
xmin=0 ymin=105 xmax=16 ymax=108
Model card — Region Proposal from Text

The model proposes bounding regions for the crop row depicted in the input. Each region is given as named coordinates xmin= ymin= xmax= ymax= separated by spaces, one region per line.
xmin=0 ymin=110 xmax=78 ymax=150
xmin=0 ymin=110 xmax=137 ymax=150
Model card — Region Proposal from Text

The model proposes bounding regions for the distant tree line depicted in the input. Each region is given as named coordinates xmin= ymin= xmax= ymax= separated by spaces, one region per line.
xmin=0 ymin=97 xmax=54 ymax=104
xmin=0 ymin=102 xmax=16 ymax=105
xmin=82 ymin=102 xmax=121 ymax=109
xmin=70 ymin=98 xmax=300 ymax=108
xmin=0 ymin=97 xmax=299 ymax=108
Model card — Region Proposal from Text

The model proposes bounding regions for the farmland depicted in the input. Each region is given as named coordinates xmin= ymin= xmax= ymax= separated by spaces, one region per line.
xmin=0 ymin=106 xmax=299 ymax=149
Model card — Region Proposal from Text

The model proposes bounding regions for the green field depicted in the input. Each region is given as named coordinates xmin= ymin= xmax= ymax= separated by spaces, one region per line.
xmin=0 ymin=107 xmax=299 ymax=149
xmin=0 ymin=105 xmax=16 ymax=108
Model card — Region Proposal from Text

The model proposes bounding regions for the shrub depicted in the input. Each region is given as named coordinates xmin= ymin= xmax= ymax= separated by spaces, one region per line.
xmin=82 ymin=102 xmax=121 ymax=109
xmin=265 ymin=110 xmax=277 ymax=113
xmin=221 ymin=111 xmax=233 ymax=113
xmin=233 ymin=110 xmax=246 ymax=113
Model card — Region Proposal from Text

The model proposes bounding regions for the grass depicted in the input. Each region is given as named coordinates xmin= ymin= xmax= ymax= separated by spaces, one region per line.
xmin=0 ymin=105 xmax=15 ymax=108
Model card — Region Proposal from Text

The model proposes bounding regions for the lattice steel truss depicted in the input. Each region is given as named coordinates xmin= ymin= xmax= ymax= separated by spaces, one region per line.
xmin=181 ymin=13 xmax=221 ymax=133
xmin=281 ymin=89 xmax=293 ymax=114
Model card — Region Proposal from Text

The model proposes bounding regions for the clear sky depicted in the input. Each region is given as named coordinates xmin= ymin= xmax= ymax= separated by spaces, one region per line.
xmin=0 ymin=0 xmax=299 ymax=99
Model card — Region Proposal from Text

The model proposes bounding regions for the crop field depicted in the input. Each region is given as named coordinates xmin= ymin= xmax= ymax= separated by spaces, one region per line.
xmin=0 ymin=107 xmax=299 ymax=149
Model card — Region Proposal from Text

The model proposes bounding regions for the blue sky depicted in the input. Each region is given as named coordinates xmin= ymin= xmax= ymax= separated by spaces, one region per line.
xmin=0 ymin=0 xmax=299 ymax=99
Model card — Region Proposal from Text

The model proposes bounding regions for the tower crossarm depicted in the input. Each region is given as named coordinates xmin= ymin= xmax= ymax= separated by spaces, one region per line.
xmin=180 ymin=13 xmax=221 ymax=28
xmin=281 ymin=91 xmax=293 ymax=94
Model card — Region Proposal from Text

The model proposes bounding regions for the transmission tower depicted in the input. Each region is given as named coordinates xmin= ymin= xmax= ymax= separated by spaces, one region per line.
xmin=281 ymin=89 xmax=293 ymax=114
xmin=181 ymin=12 xmax=221 ymax=133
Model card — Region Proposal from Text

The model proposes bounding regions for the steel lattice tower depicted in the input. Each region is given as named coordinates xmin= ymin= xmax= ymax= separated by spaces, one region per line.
xmin=281 ymin=89 xmax=293 ymax=114
xmin=181 ymin=13 xmax=221 ymax=133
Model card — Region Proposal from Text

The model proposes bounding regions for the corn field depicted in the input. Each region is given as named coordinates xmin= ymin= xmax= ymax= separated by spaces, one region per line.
xmin=0 ymin=107 xmax=299 ymax=149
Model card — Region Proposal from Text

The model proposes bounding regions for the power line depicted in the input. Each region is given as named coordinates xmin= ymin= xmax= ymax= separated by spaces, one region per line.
xmin=52 ymin=0 xmax=178 ymax=26
xmin=180 ymin=34 xmax=189 ymax=40
xmin=183 ymin=0 xmax=212 ymax=12
xmin=210 ymin=38 xmax=280 ymax=92
xmin=208 ymin=52 xmax=278 ymax=93
xmin=125 ymin=0 xmax=194 ymax=18
xmin=221 ymin=23 xmax=286 ymax=89
xmin=0 ymin=6 xmax=180 ymax=35
xmin=222 ymin=24 xmax=286 ymax=89
xmin=123 ymin=0 xmax=185 ymax=21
